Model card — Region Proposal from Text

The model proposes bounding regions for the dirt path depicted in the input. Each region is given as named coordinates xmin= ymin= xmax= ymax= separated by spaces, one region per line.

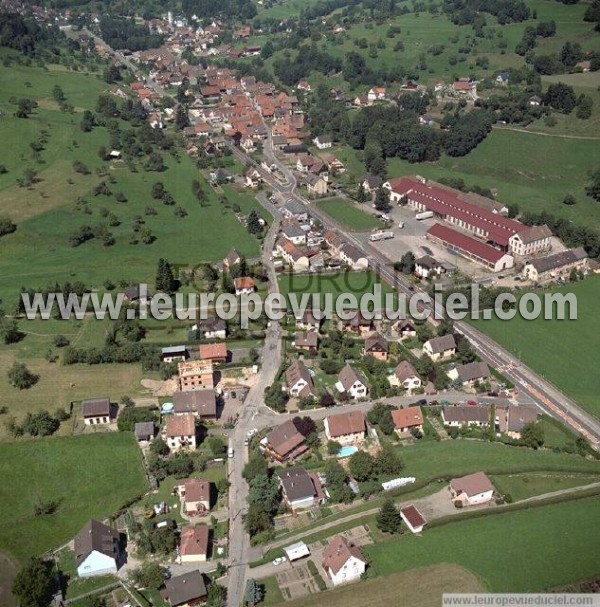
xmin=0 ymin=552 xmax=18 ymax=607
xmin=493 ymin=125 xmax=600 ymax=140
xmin=265 ymin=480 xmax=600 ymax=553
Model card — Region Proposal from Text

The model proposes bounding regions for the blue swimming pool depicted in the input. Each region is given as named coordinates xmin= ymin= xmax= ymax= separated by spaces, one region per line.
xmin=338 ymin=445 xmax=358 ymax=458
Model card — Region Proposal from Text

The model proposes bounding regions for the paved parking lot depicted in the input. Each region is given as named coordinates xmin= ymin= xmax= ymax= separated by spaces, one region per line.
xmin=367 ymin=205 xmax=495 ymax=281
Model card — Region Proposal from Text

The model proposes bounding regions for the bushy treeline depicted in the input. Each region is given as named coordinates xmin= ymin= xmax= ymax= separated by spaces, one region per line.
xmin=99 ymin=17 xmax=164 ymax=51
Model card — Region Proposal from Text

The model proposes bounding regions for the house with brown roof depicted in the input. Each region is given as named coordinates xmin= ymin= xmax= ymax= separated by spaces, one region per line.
xmin=198 ymin=342 xmax=228 ymax=364
xmin=74 ymin=520 xmax=123 ymax=578
xmin=324 ymin=411 xmax=367 ymax=445
xmin=423 ymin=334 xmax=456 ymax=361
xmin=172 ymin=390 xmax=217 ymax=419
xmin=509 ymin=224 xmax=552 ymax=257
xmin=179 ymin=525 xmax=210 ymax=562
xmin=339 ymin=243 xmax=369 ymax=270
xmin=497 ymin=404 xmax=539 ymax=439
xmin=322 ymin=535 xmax=367 ymax=586
xmin=296 ymin=309 xmax=321 ymax=332
xmin=391 ymin=406 xmax=424 ymax=435
xmin=175 ymin=478 xmax=211 ymax=514
xmin=335 ymin=364 xmax=368 ymax=400
xmin=223 ymin=248 xmax=241 ymax=269
xmin=339 ymin=310 xmax=372 ymax=335
xmin=284 ymin=360 xmax=316 ymax=399
xmin=262 ymin=419 xmax=308 ymax=462
xmin=522 ymin=248 xmax=588 ymax=283
xmin=178 ymin=360 xmax=214 ymax=391
xmin=82 ymin=397 xmax=112 ymax=426
xmin=164 ymin=413 xmax=197 ymax=451
xmin=450 ymin=471 xmax=495 ymax=505
xmin=278 ymin=466 xmax=326 ymax=511
xmin=234 ymin=276 xmax=255 ymax=296
xmin=447 ymin=362 xmax=490 ymax=388
xmin=362 ymin=332 xmax=388 ymax=361
xmin=395 ymin=320 xmax=417 ymax=340
xmin=162 ymin=571 xmax=207 ymax=607
xmin=441 ymin=405 xmax=490 ymax=428
xmin=400 ymin=505 xmax=427 ymax=533
xmin=294 ymin=330 xmax=319 ymax=353
xmin=389 ymin=360 xmax=422 ymax=392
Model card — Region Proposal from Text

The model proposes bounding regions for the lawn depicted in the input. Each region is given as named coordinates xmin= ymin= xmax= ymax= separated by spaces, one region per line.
xmin=273 ymin=564 xmax=483 ymax=607
xmin=491 ymin=472 xmax=600 ymax=501
xmin=0 ymin=63 xmax=262 ymax=305
xmin=0 ymin=433 xmax=147 ymax=563
xmin=398 ymin=439 xmax=600 ymax=482
xmin=469 ymin=277 xmax=600 ymax=419
xmin=314 ymin=198 xmax=384 ymax=232
xmin=385 ymin=129 xmax=600 ymax=225
xmin=259 ymin=576 xmax=285 ymax=607
xmin=365 ymin=496 xmax=600 ymax=591
xmin=0 ymin=350 xmax=148 ymax=436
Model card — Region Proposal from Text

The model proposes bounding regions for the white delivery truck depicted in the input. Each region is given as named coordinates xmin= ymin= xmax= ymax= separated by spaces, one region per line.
xmin=415 ymin=211 xmax=434 ymax=220
xmin=369 ymin=230 xmax=394 ymax=241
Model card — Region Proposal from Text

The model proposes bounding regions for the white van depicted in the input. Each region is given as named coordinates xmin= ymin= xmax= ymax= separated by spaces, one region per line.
xmin=228 ymin=447 xmax=234 ymax=458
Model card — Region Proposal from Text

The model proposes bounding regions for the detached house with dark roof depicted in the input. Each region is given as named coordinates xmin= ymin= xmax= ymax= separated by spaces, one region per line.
xmin=262 ymin=419 xmax=308 ymax=462
xmin=362 ymin=332 xmax=388 ymax=361
xmin=447 ymin=361 xmax=490 ymax=388
xmin=74 ymin=520 xmax=123 ymax=578
xmin=277 ymin=466 xmax=326 ymax=511
xmin=82 ymin=397 xmax=112 ymax=426
xmin=162 ymin=571 xmax=207 ymax=607
xmin=441 ymin=405 xmax=490 ymax=428
xmin=423 ymin=334 xmax=457 ymax=361
xmin=284 ymin=360 xmax=316 ymax=399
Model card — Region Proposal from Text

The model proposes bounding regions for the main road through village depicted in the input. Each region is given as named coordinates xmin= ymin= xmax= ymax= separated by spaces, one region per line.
xmin=83 ymin=35 xmax=600 ymax=605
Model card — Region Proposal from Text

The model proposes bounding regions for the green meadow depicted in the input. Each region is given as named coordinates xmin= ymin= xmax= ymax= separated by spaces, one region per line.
xmin=0 ymin=433 xmax=147 ymax=562
xmin=470 ymin=278 xmax=600 ymax=419
xmin=365 ymin=496 xmax=600 ymax=591
xmin=315 ymin=198 xmax=384 ymax=231
xmin=0 ymin=63 xmax=264 ymax=305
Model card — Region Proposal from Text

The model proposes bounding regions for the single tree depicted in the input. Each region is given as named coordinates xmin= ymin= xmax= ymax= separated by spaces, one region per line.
xmin=12 ymin=558 xmax=54 ymax=607
xmin=376 ymin=499 xmax=403 ymax=534
xmin=7 ymin=362 xmax=37 ymax=389
xmin=245 ymin=578 xmax=263 ymax=606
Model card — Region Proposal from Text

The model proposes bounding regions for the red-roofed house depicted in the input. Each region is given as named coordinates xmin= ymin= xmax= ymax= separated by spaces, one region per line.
xmin=322 ymin=535 xmax=367 ymax=586
xmin=198 ymin=342 xmax=228 ymax=364
xmin=234 ymin=276 xmax=255 ymax=295
xmin=179 ymin=525 xmax=209 ymax=562
xmin=391 ymin=406 xmax=423 ymax=435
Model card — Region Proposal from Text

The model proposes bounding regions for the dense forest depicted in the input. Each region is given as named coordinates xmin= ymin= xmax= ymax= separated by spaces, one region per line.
xmin=99 ymin=17 xmax=164 ymax=52
xmin=0 ymin=12 xmax=63 ymax=54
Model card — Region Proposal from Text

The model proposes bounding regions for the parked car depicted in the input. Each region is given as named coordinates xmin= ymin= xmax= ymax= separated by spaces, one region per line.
xmin=272 ymin=557 xmax=286 ymax=566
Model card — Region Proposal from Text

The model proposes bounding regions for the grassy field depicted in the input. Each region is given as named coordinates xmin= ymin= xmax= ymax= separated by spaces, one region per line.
xmin=0 ymin=349 xmax=148 ymax=437
xmin=260 ymin=0 xmax=596 ymax=89
xmin=314 ymin=198 xmax=384 ymax=231
xmin=0 ymin=63 xmax=263 ymax=305
xmin=398 ymin=439 xmax=600 ymax=482
xmin=0 ymin=433 xmax=147 ymax=563
xmin=385 ymin=129 xmax=600 ymax=225
xmin=491 ymin=472 xmax=600 ymax=501
xmin=365 ymin=496 xmax=600 ymax=591
xmin=470 ymin=278 xmax=600 ymax=419
xmin=272 ymin=564 xmax=484 ymax=607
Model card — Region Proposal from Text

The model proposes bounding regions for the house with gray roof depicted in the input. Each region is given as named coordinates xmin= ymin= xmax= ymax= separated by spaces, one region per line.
xmin=74 ymin=520 xmax=123 ymax=578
